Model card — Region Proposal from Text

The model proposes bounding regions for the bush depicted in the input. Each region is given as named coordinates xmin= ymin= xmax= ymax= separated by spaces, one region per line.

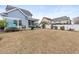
xmin=42 ymin=24 xmax=46 ymax=29
xmin=68 ymin=28 xmax=74 ymax=31
xmin=31 ymin=27 xmax=34 ymax=30
xmin=0 ymin=20 xmax=6 ymax=29
xmin=29 ymin=25 xmax=35 ymax=30
xmin=41 ymin=22 xmax=47 ymax=29
xmin=60 ymin=26 xmax=65 ymax=30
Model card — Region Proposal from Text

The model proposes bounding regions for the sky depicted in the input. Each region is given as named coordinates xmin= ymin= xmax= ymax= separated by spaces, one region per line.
xmin=0 ymin=5 xmax=79 ymax=19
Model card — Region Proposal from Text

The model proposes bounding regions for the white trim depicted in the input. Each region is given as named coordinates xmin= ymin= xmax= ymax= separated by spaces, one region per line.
xmin=18 ymin=8 xmax=28 ymax=17
xmin=2 ymin=8 xmax=30 ymax=20
xmin=2 ymin=8 xmax=29 ymax=18
xmin=3 ymin=17 xmax=21 ymax=20
xmin=3 ymin=8 xmax=17 ymax=13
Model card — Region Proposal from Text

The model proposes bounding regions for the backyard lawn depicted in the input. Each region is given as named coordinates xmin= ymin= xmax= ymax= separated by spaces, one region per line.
xmin=0 ymin=29 xmax=79 ymax=53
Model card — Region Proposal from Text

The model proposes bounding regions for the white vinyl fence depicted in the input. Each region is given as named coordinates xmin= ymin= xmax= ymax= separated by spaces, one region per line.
xmin=53 ymin=24 xmax=79 ymax=31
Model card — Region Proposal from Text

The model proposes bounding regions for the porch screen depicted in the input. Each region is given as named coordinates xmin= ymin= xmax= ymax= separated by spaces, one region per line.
xmin=13 ymin=20 xmax=17 ymax=26
xmin=19 ymin=20 xmax=22 ymax=26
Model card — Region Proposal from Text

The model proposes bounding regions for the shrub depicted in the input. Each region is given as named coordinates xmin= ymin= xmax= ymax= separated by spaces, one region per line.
xmin=42 ymin=24 xmax=46 ymax=29
xmin=68 ymin=28 xmax=74 ymax=31
xmin=0 ymin=20 xmax=7 ymax=29
xmin=29 ymin=25 xmax=35 ymax=30
xmin=41 ymin=22 xmax=47 ymax=29
xmin=31 ymin=27 xmax=34 ymax=30
xmin=60 ymin=26 xmax=65 ymax=30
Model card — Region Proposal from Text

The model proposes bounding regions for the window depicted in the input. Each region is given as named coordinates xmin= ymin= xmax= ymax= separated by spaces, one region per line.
xmin=19 ymin=20 xmax=22 ymax=26
xmin=32 ymin=21 xmax=34 ymax=25
xmin=13 ymin=20 xmax=17 ymax=26
xmin=28 ymin=20 xmax=34 ymax=27
xmin=28 ymin=20 xmax=31 ymax=25
xmin=28 ymin=20 xmax=34 ymax=25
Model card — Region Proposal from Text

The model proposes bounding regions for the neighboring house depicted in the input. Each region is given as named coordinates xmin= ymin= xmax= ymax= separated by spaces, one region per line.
xmin=40 ymin=17 xmax=52 ymax=29
xmin=51 ymin=16 xmax=79 ymax=31
xmin=0 ymin=5 xmax=39 ymax=29
xmin=51 ymin=16 xmax=71 ymax=29
xmin=40 ymin=16 xmax=71 ymax=29
xmin=52 ymin=16 xmax=71 ymax=25
xmin=73 ymin=17 xmax=79 ymax=24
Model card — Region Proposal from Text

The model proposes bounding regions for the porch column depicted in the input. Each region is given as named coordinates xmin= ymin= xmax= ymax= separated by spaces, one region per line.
xmin=17 ymin=20 xmax=19 ymax=28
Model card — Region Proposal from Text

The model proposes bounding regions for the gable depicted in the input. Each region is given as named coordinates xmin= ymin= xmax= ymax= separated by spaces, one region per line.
xmin=52 ymin=16 xmax=70 ymax=22
xmin=41 ymin=18 xmax=51 ymax=24
xmin=6 ymin=5 xmax=32 ymax=16
xmin=7 ymin=9 xmax=28 ymax=20
xmin=6 ymin=5 xmax=16 ymax=11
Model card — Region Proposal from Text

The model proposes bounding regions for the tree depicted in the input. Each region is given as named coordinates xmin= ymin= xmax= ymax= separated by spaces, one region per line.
xmin=41 ymin=22 xmax=47 ymax=29
xmin=0 ymin=20 xmax=7 ymax=29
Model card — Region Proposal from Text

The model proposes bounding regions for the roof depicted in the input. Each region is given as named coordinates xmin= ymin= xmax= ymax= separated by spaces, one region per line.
xmin=6 ymin=5 xmax=16 ymax=11
xmin=39 ymin=17 xmax=52 ymax=24
xmin=2 ymin=5 xmax=32 ymax=16
xmin=28 ymin=18 xmax=39 ymax=21
xmin=42 ymin=17 xmax=52 ymax=21
xmin=73 ymin=17 xmax=79 ymax=20
xmin=52 ymin=16 xmax=70 ymax=22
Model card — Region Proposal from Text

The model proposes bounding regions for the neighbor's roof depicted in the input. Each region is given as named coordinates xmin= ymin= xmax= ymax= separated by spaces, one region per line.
xmin=52 ymin=16 xmax=70 ymax=22
xmin=42 ymin=17 xmax=52 ymax=20
xmin=73 ymin=16 xmax=79 ymax=20
xmin=28 ymin=18 xmax=39 ymax=21
xmin=2 ymin=5 xmax=32 ymax=16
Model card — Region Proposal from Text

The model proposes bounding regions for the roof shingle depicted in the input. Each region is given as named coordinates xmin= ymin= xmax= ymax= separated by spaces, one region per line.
xmin=6 ymin=5 xmax=32 ymax=16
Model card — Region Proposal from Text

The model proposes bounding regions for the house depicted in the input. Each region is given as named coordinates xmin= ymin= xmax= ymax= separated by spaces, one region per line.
xmin=73 ymin=17 xmax=79 ymax=24
xmin=51 ymin=16 xmax=71 ymax=29
xmin=0 ymin=5 xmax=39 ymax=29
xmin=40 ymin=16 xmax=71 ymax=29
xmin=52 ymin=16 xmax=71 ymax=25
xmin=40 ymin=17 xmax=52 ymax=29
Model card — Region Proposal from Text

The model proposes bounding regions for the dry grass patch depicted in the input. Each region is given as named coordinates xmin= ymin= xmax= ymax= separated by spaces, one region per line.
xmin=0 ymin=29 xmax=79 ymax=53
